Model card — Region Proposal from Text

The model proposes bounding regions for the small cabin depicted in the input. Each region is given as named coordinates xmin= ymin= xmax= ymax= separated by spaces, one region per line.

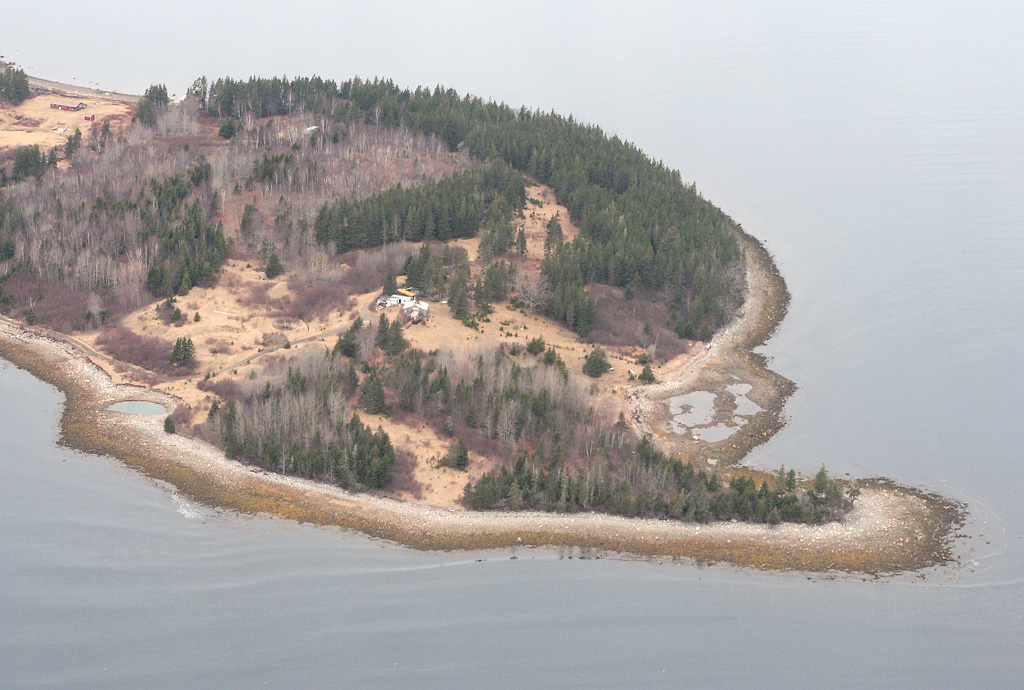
xmin=402 ymin=300 xmax=430 ymax=324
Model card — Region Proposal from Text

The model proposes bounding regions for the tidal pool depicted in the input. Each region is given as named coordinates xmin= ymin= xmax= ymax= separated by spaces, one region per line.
xmin=668 ymin=384 xmax=763 ymax=442
xmin=668 ymin=391 xmax=716 ymax=432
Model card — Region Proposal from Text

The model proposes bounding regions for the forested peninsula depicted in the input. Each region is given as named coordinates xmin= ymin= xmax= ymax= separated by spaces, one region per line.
xmin=0 ymin=71 xmax=963 ymax=572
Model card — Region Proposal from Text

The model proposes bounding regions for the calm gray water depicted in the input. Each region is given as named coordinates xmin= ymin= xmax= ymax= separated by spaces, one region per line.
xmin=2 ymin=2 xmax=1023 ymax=687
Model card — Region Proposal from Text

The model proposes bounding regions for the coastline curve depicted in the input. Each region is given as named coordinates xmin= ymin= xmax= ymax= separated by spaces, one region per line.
xmin=0 ymin=231 xmax=964 ymax=574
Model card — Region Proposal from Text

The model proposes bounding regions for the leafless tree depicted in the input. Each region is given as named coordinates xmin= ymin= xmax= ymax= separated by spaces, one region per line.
xmin=515 ymin=273 xmax=550 ymax=313
xmin=356 ymin=326 xmax=377 ymax=361
xmin=497 ymin=401 xmax=519 ymax=445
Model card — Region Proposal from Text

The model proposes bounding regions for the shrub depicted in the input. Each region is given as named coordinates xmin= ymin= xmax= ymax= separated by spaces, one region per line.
xmin=196 ymin=377 xmax=241 ymax=400
xmin=96 ymin=327 xmax=178 ymax=374
xmin=525 ymin=336 xmax=545 ymax=355
xmin=282 ymin=281 xmax=347 ymax=322
xmin=639 ymin=364 xmax=656 ymax=383
xmin=163 ymin=417 xmax=176 ymax=434
xmin=338 ymin=266 xmax=384 ymax=295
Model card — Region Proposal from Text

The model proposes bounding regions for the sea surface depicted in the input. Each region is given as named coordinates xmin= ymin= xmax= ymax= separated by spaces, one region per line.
xmin=2 ymin=2 xmax=1023 ymax=688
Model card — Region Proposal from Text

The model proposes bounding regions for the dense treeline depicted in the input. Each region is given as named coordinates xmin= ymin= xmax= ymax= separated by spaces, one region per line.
xmin=191 ymin=74 xmax=742 ymax=340
xmin=134 ymin=84 xmax=169 ymax=128
xmin=313 ymin=159 xmax=525 ymax=251
xmin=0 ymin=195 xmax=21 ymax=311
xmin=2 ymin=145 xmax=56 ymax=186
xmin=465 ymin=438 xmax=854 ymax=525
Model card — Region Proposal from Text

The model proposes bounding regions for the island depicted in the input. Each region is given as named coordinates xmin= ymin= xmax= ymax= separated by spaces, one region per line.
xmin=0 ymin=65 xmax=963 ymax=573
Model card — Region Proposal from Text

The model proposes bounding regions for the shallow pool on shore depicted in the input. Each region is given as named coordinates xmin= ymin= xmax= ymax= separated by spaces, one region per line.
xmin=106 ymin=400 xmax=166 ymax=415
xmin=668 ymin=384 xmax=764 ymax=442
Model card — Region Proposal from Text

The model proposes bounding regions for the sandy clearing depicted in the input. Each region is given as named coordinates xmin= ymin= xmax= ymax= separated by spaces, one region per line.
xmin=0 ymin=93 xmax=133 ymax=153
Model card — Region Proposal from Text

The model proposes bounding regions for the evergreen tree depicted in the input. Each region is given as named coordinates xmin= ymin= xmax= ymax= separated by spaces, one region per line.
xmin=135 ymin=84 xmax=169 ymax=127
xmin=383 ymin=266 xmax=398 ymax=295
xmin=375 ymin=314 xmax=390 ymax=349
xmin=344 ymin=360 xmax=361 ymax=393
xmin=177 ymin=270 xmax=192 ymax=296
xmin=544 ymin=215 xmax=563 ymax=256
xmin=170 ymin=337 xmax=196 ymax=366
xmin=11 ymin=146 xmax=46 ymax=182
xmin=582 ymin=347 xmax=611 ymax=378
xmin=0 ymin=66 xmax=30 ymax=105
xmin=64 ymin=128 xmax=82 ymax=158
xmin=218 ymin=118 xmax=237 ymax=139
xmin=386 ymin=318 xmax=407 ymax=355
xmin=639 ymin=363 xmax=656 ymax=383
xmin=335 ymin=316 xmax=362 ymax=358
xmin=448 ymin=268 xmax=471 ymax=319
xmin=265 ymin=252 xmax=284 ymax=279
xmin=359 ymin=370 xmax=386 ymax=414
xmin=442 ymin=438 xmax=469 ymax=470
xmin=516 ymin=228 xmax=527 ymax=255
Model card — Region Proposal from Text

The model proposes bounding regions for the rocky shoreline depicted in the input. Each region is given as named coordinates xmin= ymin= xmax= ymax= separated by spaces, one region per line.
xmin=627 ymin=224 xmax=796 ymax=467
xmin=0 ymin=243 xmax=964 ymax=574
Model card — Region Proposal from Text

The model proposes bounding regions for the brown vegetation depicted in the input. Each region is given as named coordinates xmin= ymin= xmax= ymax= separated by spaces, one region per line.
xmin=95 ymin=326 xmax=183 ymax=375
xmin=589 ymin=285 xmax=691 ymax=361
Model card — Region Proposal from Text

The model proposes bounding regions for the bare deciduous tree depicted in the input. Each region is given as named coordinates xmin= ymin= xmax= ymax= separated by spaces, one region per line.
xmin=515 ymin=273 xmax=550 ymax=313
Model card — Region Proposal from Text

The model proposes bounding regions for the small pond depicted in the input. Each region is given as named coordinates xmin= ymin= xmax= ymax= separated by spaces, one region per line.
xmin=106 ymin=401 xmax=167 ymax=415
